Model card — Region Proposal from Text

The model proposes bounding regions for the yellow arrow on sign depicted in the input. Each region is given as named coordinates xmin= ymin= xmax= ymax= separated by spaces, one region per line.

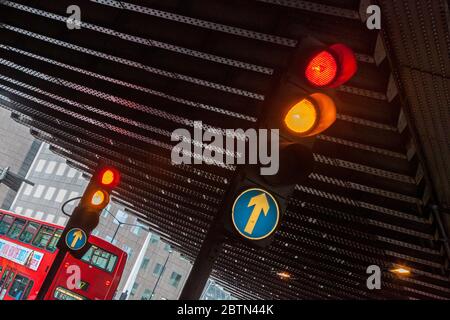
xmin=71 ymin=230 xmax=84 ymax=248
xmin=244 ymin=193 xmax=270 ymax=234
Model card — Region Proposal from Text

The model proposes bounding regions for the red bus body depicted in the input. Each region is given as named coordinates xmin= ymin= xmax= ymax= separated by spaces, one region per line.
xmin=0 ymin=210 xmax=127 ymax=300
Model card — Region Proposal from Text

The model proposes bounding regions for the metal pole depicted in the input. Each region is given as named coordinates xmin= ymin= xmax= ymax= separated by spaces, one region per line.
xmin=36 ymin=249 xmax=66 ymax=300
xmin=179 ymin=221 xmax=225 ymax=300
xmin=111 ymin=222 xmax=121 ymax=243
xmin=150 ymin=250 xmax=172 ymax=300
xmin=179 ymin=169 xmax=245 ymax=300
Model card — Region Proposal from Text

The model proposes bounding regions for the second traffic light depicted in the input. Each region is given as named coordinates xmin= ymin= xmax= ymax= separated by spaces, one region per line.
xmin=57 ymin=165 xmax=120 ymax=256
xmin=262 ymin=35 xmax=358 ymax=147
xmin=225 ymin=35 xmax=358 ymax=248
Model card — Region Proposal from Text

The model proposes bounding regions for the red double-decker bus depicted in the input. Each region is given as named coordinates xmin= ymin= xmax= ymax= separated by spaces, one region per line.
xmin=0 ymin=210 xmax=127 ymax=300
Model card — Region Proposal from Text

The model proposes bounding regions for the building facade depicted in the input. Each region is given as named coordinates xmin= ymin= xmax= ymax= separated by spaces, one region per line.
xmin=0 ymin=108 xmax=40 ymax=210
xmin=9 ymin=143 xmax=193 ymax=300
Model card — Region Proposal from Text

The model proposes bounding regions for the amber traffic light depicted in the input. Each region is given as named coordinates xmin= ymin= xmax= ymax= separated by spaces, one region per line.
xmin=283 ymin=93 xmax=336 ymax=137
xmin=90 ymin=190 xmax=108 ymax=207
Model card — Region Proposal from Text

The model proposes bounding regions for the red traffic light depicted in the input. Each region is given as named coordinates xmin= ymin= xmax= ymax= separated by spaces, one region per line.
xmin=97 ymin=166 xmax=120 ymax=188
xmin=305 ymin=43 xmax=357 ymax=88
xmin=305 ymin=50 xmax=337 ymax=87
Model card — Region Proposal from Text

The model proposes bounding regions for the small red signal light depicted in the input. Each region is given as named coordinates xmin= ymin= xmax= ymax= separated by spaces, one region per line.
xmin=98 ymin=166 xmax=120 ymax=188
xmin=305 ymin=43 xmax=357 ymax=88
xmin=305 ymin=50 xmax=338 ymax=87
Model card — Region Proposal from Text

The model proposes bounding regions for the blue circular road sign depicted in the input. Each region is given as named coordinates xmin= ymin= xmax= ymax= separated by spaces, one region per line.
xmin=232 ymin=188 xmax=279 ymax=240
xmin=65 ymin=228 xmax=87 ymax=251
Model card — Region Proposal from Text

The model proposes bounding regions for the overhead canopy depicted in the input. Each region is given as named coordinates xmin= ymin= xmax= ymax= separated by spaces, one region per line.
xmin=0 ymin=0 xmax=449 ymax=299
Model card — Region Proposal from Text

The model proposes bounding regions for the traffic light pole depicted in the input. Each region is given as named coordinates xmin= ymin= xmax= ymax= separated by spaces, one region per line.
xmin=179 ymin=217 xmax=227 ymax=300
xmin=35 ymin=248 xmax=67 ymax=300
xmin=179 ymin=170 xmax=245 ymax=300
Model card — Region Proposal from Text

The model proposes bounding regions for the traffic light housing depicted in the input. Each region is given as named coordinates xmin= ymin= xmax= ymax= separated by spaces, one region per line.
xmin=261 ymin=35 xmax=357 ymax=145
xmin=57 ymin=165 xmax=120 ymax=257
xmin=225 ymin=35 xmax=357 ymax=248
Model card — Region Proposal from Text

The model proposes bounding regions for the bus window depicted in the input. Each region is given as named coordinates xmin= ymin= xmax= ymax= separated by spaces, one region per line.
xmin=91 ymin=248 xmax=109 ymax=270
xmin=46 ymin=229 xmax=62 ymax=252
xmin=81 ymin=246 xmax=118 ymax=273
xmin=0 ymin=214 xmax=14 ymax=235
xmin=8 ymin=275 xmax=31 ymax=300
xmin=53 ymin=287 xmax=86 ymax=300
xmin=32 ymin=225 xmax=55 ymax=249
xmin=107 ymin=255 xmax=118 ymax=273
xmin=7 ymin=218 xmax=26 ymax=240
xmin=22 ymin=280 xmax=34 ymax=300
xmin=82 ymin=246 xmax=94 ymax=261
xmin=19 ymin=222 xmax=40 ymax=244
xmin=0 ymin=270 xmax=15 ymax=299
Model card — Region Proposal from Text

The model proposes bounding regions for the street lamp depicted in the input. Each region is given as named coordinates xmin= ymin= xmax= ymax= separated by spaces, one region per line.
xmin=106 ymin=208 xmax=150 ymax=243
xmin=149 ymin=248 xmax=173 ymax=300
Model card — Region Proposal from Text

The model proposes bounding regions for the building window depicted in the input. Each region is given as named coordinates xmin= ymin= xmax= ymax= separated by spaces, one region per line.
xmin=67 ymin=168 xmax=77 ymax=178
xmin=55 ymin=189 xmax=67 ymax=203
xmin=44 ymin=187 xmax=56 ymax=200
xmin=23 ymin=185 xmax=33 ymax=196
xmin=140 ymin=258 xmax=150 ymax=271
xmin=45 ymin=161 xmax=57 ymax=174
xmin=45 ymin=214 xmax=55 ymax=223
xmin=56 ymin=217 xmax=67 ymax=226
xmin=102 ymin=204 xmax=111 ymax=217
xmin=132 ymin=221 xmax=146 ymax=236
xmin=153 ymin=263 xmax=164 ymax=276
xmin=164 ymin=243 xmax=171 ymax=252
xmin=34 ymin=160 xmax=46 ymax=172
xmin=15 ymin=207 xmax=23 ymax=215
xmin=24 ymin=209 xmax=33 ymax=217
xmin=141 ymin=289 xmax=152 ymax=300
xmin=130 ymin=282 xmax=139 ymax=297
xmin=150 ymin=234 xmax=160 ymax=244
xmin=33 ymin=185 xmax=45 ymax=198
xmin=34 ymin=212 xmax=44 ymax=220
xmin=114 ymin=210 xmax=128 ymax=224
xmin=56 ymin=163 xmax=66 ymax=176
xmin=169 ymin=272 xmax=182 ymax=288
xmin=68 ymin=191 xmax=79 ymax=202
xmin=123 ymin=245 xmax=133 ymax=259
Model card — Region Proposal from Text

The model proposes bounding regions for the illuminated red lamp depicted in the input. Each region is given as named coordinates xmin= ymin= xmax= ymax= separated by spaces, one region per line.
xmin=97 ymin=166 xmax=120 ymax=188
xmin=305 ymin=43 xmax=357 ymax=88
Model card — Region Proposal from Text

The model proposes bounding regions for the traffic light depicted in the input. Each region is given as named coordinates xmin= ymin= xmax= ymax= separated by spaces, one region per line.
xmin=262 ymin=35 xmax=358 ymax=147
xmin=225 ymin=35 xmax=358 ymax=248
xmin=57 ymin=165 xmax=120 ymax=257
